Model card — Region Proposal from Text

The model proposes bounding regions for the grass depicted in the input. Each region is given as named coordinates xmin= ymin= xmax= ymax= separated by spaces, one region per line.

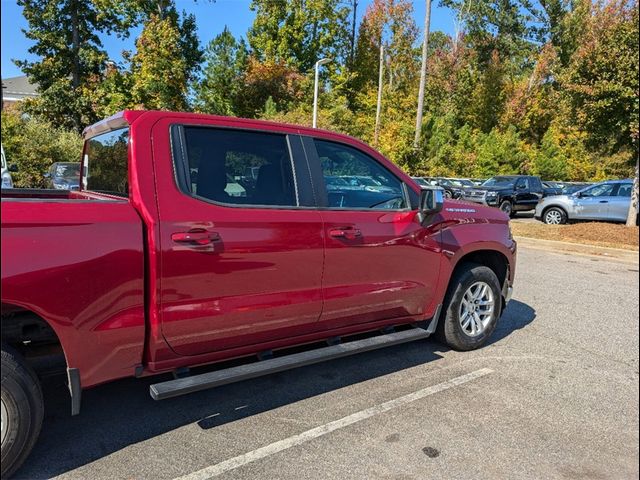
xmin=511 ymin=221 xmax=639 ymax=251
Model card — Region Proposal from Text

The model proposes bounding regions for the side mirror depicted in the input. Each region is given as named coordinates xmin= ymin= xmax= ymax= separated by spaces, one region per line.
xmin=8 ymin=164 xmax=18 ymax=173
xmin=419 ymin=186 xmax=445 ymax=219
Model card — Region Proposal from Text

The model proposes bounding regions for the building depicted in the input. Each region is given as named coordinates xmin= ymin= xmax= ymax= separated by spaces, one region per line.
xmin=1 ymin=75 xmax=39 ymax=109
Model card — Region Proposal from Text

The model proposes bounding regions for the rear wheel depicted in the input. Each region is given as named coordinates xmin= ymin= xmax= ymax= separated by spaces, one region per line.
xmin=1 ymin=345 xmax=44 ymax=479
xmin=543 ymin=207 xmax=567 ymax=225
xmin=436 ymin=263 xmax=502 ymax=351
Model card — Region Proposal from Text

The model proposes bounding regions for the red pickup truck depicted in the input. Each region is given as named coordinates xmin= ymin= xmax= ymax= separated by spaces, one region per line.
xmin=0 ymin=110 xmax=516 ymax=477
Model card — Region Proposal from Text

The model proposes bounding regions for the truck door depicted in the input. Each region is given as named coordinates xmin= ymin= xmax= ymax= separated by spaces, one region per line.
xmin=303 ymin=137 xmax=442 ymax=331
xmin=153 ymin=122 xmax=324 ymax=356
xmin=514 ymin=177 xmax=540 ymax=210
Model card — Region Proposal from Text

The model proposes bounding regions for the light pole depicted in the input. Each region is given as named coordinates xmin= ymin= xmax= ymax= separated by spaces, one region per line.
xmin=313 ymin=58 xmax=332 ymax=128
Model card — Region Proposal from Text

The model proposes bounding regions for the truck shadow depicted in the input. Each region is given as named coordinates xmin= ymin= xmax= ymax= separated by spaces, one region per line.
xmin=15 ymin=299 xmax=534 ymax=479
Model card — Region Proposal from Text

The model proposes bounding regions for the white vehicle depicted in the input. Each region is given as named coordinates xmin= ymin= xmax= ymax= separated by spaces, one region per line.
xmin=1 ymin=145 xmax=15 ymax=189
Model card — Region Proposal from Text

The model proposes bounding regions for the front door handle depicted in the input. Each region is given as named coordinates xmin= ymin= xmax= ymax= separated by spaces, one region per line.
xmin=329 ymin=227 xmax=362 ymax=240
xmin=171 ymin=229 xmax=220 ymax=245
xmin=599 ymin=200 xmax=609 ymax=203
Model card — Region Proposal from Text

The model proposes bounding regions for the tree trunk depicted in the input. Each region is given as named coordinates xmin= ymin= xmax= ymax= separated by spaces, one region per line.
xmin=70 ymin=0 xmax=81 ymax=131
xmin=374 ymin=43 xmax=384 ymax=147
xmin=349 ymin=0 xmax=358 ymax=64
xmin=626 ymin=155 xmax=639 ymax=226
xmin=414 ymin=0 xmax=432 ymax=148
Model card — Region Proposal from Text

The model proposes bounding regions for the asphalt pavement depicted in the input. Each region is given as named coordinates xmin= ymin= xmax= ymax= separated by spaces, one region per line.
xmin=14 ymin=245 xmax=640 ymax=480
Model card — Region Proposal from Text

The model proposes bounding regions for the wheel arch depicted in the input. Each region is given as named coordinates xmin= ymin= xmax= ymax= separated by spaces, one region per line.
xmin=541 ymin=204 xmax=568 ymax=221
xmin=450 ymin=249 xmax=510 ymax=289
xmin=1 ymin=302 xmax=69 ymax=377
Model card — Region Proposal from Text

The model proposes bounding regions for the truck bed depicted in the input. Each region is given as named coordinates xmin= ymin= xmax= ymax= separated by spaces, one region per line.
xmin=1 ymin=191 xmax=147 ymax=387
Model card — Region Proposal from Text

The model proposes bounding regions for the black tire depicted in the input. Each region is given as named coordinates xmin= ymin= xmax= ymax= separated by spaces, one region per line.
xmin=436 ymin=263 xmax=502 ymax=351
xmin=542 ymin=206 xmax=567 ymax=225
xmin=444 ymin=189 xmax=452 ymax=199
xmin=1 ymin=344 xmax=44 ymax=479
xmin=499 ymin=200 xmax=514 ymax=217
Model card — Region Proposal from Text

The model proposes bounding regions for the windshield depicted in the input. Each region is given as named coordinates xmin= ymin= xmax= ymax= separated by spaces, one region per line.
xmin=458 ymin=179 xmax=475 ymax=187
xmin=54 ymin=163 xmax=80 ymax=180
xmin=483 ymin=177 xmax=516 ymax=188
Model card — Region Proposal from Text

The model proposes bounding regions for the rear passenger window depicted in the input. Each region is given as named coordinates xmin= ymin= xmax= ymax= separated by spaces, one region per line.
xmin=314 ymin=139 xmax=406 ymax=210
xmin=617 ymin=184 xmax=632 ymax=197
xmin=179 ymin=127 xmax=297 ymax=207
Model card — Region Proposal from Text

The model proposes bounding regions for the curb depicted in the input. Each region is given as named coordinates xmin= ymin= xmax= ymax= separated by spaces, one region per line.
xmin=514 ymin=236 xmax=640 ymax=264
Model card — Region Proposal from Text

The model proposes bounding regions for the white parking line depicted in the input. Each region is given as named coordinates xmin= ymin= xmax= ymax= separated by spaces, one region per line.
xmin=174 ymin=368 xmax=493 ymax=480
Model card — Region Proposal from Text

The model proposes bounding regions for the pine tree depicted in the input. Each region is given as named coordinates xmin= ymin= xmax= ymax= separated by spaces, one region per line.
xmin=194 ymin=27 xmax=248 ymax=116
xmin=16 ymin=0 xmax=131 ymax=131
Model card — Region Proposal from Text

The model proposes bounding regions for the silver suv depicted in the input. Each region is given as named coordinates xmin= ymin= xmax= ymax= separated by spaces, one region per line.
xmin=534 ymin=179 xmax=634 ymax=224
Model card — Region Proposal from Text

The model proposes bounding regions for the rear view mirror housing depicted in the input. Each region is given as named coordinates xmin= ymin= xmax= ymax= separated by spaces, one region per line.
xmin=418 ymin=186 xmax=445 ymax=223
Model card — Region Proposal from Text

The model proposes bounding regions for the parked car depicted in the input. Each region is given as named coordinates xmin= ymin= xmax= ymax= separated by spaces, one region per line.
xmin=1 ymin=145 xmax=14 ymax=189
xmin=411 ymin=176 xmax=432 ymax=188
xmin=542 ymin=181 xmax=563 ymax=196
xmin=561 ymin=182 xmax=593 ymax=195
xmin=45 ymin=162 xmax=81 ymax=190
xmin=462 ymin=175 xmax=546 ymax=216
xmin=534 ymin=179 xmax=635 ymax=224
xmin=340 ymin=175 xmax=400 ymax=194
xmin=1 ymin=110 xmax=517 ymax=477
xmin=431 ymin=177 xmax=465 ymax=199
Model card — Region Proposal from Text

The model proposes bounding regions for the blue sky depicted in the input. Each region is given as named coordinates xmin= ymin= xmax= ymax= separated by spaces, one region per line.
xmin=1 ymin=0 xmax=458 ymax=79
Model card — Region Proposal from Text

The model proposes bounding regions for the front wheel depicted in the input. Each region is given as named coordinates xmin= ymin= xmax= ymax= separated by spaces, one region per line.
xmin=543 ymin=207 xmax=567 ymax=225
xmin=436 ymin=263 xmax=502 ymax=351
xmin=1 ymin=345 xmax=44 ymax=479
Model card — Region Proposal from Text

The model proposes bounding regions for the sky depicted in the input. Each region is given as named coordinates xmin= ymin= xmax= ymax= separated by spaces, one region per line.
xmin=1 ymin=0 xmax=458 ymax=79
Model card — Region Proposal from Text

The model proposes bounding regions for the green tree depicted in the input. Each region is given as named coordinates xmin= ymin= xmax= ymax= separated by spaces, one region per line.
xmin=560 ymin=0 xmax=639 ymax=157
xmin=1 ymin=107 xmax=83 ymax=187
xmin=248 ymin=0 xmax=350 ymax=71
xmin=15 ymin=0 xmax=131 ymax=131
xmin=129 ymin=14 xmax=191 ymax=110
xmin=194 ymin=27 xmax=248 ymax=115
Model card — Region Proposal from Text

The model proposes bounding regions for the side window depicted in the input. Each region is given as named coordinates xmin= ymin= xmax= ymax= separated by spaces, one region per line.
xmin=582 ymin=184 xmax=614 ymax=197
xmin=85 ymin=128 xmax=130 ymax=197
xmin=517 ymin=178 xmax=530 ymax=190
xmin=531 ymin=177 xmax=542 ymax=191
xmin=180 ymin=127 xmax=297 ymax=207
xmin=617 ymin=184 xmax=632 ymax=197
xmin=314 ymin=139 xmax=406 ymax=210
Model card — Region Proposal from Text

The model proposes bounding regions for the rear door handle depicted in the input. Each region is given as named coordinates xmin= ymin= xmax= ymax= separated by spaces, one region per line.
xmin=329 ymin=227 xmax=362 ymax=240
xmin=171 ymin=229 xmax=220 ymax=245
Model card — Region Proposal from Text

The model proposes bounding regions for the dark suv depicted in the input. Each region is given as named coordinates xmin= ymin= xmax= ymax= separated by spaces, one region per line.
xmin=462 ymin=175 xmax=546 ymax=216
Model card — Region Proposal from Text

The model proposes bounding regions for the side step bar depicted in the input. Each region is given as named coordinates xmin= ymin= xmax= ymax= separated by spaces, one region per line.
xmin=150 ymin=328 xmax=431 ymax=401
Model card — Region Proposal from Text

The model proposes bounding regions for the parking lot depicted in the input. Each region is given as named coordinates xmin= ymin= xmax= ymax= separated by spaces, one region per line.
xmin=14 ymin=245 xmax=639 ymax=480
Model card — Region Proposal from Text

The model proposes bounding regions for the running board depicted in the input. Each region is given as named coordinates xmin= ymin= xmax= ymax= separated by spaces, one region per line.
xmin=150 ymin=328 xmax=431 ymax=401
